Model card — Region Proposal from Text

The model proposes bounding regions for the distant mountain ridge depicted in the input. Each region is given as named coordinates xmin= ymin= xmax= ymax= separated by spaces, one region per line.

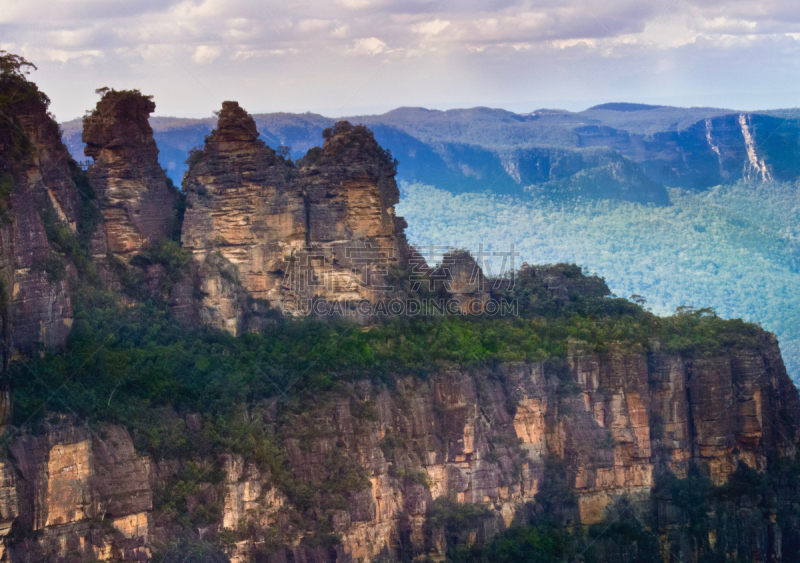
xmin=61 ymin=103 xmax=800 ymax=203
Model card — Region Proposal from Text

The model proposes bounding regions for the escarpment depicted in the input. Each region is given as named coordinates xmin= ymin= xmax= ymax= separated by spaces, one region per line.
xmin=0 ymin=62 xmax=82 ymax=362
xmin=1 ymin=55 xmax=800 ymax=561
xmin=295 ymin=119 xmax=412 ymax=303
xmin=182 ymin=102 xmax=413 ymax=333
xmin=82 ymin=89 xmax=177 ymax=262
xmin=1 ymin=420 xmax=151 ymax=561
xmin=1 ymin=308 xmax=798 ymax=561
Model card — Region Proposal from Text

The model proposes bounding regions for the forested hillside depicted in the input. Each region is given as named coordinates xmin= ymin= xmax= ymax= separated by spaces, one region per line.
xmin=398 ymin=180 xmax=800 ymax=383
xmin=0 ymin=66 xmax=793 ymax=556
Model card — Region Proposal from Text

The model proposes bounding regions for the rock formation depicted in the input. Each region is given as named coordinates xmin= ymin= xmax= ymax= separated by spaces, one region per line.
xmin=0 ymin=60 xmax=81 ymax=362
xmin=180 ymin=101 xmax=303 ymax=334
xmin=0 ymin=323 xmax=796 ymax=561
xmin=196 ymin=320 xmax=797 ymax=562
xmin=181 ymin=103 xmax=412 ymax=333
xmin=2 ymin=420 xmax=151 ymax=561
xmin=429 ymin=250 xmax=490 ymax=313
xmin=1 ymin=61 xmax=800 ymax=561
xmin=83 ymin=89 xmax=176 ymax=262
xmin=296 ymin=120 xmax=412 ymax=305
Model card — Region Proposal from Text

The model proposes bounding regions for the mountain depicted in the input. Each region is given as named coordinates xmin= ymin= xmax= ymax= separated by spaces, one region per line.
xmin=0 ymin=56 xmax=84 ymax=364
xmin=61 ymin=103 xmax=800 ymax=205
xmin=180 ymin=102 xmax=414 ymax=334
xmin=0 ymin=64 xmax=796 ymax=562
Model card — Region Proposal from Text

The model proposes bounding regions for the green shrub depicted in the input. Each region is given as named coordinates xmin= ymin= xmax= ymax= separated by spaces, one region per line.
xmin=31 ymin=252 xmax=66 ymax=283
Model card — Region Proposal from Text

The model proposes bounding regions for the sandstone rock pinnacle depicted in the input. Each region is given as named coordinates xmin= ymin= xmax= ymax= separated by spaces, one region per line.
xmin=182 ymin=102 xmax=413 ymax=332
xmin=83 ymin=89 xmax=176 ymax=261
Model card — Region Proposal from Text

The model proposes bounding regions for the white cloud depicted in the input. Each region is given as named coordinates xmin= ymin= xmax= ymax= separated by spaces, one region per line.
xmin=134 ymin=44 xmax=167 ymax=63
xmin=551 ymin=38 xmax=598 ymax=49
xmin=6 ymin=0 xmax=800 ymax=120
xmin=336 ymin=0 xmax=376 ymax=8
xmin=192 ymin=45 xmax=221 ymax=64
xmin=332 ymin=25 xmax=349 ymax=38
xmin=42 ymin=49 xmax=103 ymax=63
xmin=348 ymin=37 xmax=386 ymax=55
xmin=297 ymin=19 xmax=334 ymax=32
xmin=418 ymin=19 xmax=450 ymax=36
xmin=233 ymin=48 xmax=299 ymax=60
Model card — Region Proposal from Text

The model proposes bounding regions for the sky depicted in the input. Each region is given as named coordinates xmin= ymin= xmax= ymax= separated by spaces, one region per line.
xmin=2 ymin=0 xmax=800 ymax=121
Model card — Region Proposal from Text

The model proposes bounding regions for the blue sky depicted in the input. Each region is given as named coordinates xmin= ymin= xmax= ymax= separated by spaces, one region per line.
xmin=2 ymin=0 xmax=800 ymax=120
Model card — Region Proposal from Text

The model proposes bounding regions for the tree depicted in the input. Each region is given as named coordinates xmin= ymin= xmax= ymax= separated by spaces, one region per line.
xmin=0 ymin=51 xmax=36 ymax=80
xmin=0 ymin=50 xmax=50 ymax=112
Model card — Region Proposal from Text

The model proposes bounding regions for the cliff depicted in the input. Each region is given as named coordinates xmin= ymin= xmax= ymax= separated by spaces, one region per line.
xmin=0 ymin=55 xmax=83 ymax=363
xmin=2 ymin=56 xmax=800 ymax=561
xmin=83 ymin=89 xmax=177 ymax=262
xmin=2 ymin=302 xmax=798 ymax=561
xmin=573 ymin=112 xmax=796 ymax=190
xmin=2 ymin=420 xmax=151 ymax=561
xmin=181 ymin=103 xmax=412 ymax=333
xmin=180 ymin=101 xmax=304 ymax=334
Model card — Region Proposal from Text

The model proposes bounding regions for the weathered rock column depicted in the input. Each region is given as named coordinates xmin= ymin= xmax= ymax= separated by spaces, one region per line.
xmin=83 ymin=89 xmax=176 ymax=262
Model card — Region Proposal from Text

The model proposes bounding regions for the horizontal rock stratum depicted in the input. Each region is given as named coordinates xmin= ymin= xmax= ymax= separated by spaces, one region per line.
xmin=83 ymin=89 xmax=177 ymax=262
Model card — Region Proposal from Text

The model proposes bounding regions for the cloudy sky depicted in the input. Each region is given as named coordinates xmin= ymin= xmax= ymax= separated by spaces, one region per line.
xmin=2 ymin=0 xmax=800 ymax=121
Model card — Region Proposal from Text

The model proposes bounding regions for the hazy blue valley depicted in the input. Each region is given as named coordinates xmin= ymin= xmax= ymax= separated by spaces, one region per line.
xmin=398 ymin=180 xmax=800 ymax=382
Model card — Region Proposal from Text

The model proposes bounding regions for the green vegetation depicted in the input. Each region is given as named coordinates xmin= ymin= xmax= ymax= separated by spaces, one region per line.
xmin=388 ymin=464 xmax=432 ymax=489
xmin=447 ymin=522 xmax=573 ymax=563
xmin=0 ymin=50 xmax=50 ymax=114
xmin=0 ymin=174 xmax=13 ymax=224
xmin=152 ymin=535 xmax=230 ymax=563
xmin=8 ymin=260 xmax=767 ymax=458
xmin=299 ymin=120 xmax=398 ymax=172
xmin=398 ymin=180 xmax=800 ymax=381
xmin=0 ymin=52 xmax=52 ymax=223
xmin=37 ymin=169 xmax=101 ymax=281
xmin=30 ymin=252 xmax=66 ymax=283
xmin=84 ymin=87 xmax=154 ymax=121
xmin=154 ymin=461 xmax=226 ymax=528
xmin=106 ymin=239 xmax=190 ymax=300
xmin=426 ymin=496 xmax=495 ymax=549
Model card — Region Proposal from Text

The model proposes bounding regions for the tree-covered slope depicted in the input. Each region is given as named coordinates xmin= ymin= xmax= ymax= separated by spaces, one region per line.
xmin=398 ymin=180 xmax=800 ymax=383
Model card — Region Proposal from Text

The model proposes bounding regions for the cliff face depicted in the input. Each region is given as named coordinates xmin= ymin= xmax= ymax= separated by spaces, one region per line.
xmin=574 ymin=113 xmax=796 ymax=190
xmin=3 ymin=69 xmax=800 ymax=561
xmin=83 ymin=90 xmax=176 ymax=261
xmin=209 ymin=337 xmax=799 ymax=562
xmin=1 ymin=420 xmax=151 ymax=561
xmin=1 ymin=335 xmax=796 ymax=561
xmin=0 ymin=69 xmax=81 ymax=361
xmin=180 ymin=101 xmax=304 ymax=334
xmin=182 ymin=103 xmax=412 ymax=334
